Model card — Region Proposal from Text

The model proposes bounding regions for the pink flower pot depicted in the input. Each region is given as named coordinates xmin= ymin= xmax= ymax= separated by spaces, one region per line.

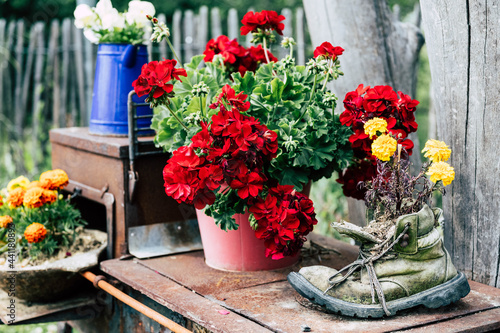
xmin=196 ymin=210 xmax=299 ymax=271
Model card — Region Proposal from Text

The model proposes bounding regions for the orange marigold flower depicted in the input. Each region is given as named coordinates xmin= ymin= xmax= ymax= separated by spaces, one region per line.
xmin=43 ymin=190 xmax=57 ymax=204
xmin=7 ymin=187 xmax=25 ymax=208
xmin=40 ymin=169 xmax=69 ymax=191
xmin=0 ymin=194 xmax=3 ymax=207
xmin=24 ymin=222 xmax=47 ymax=243
xmin=23 ymin=187 xmax=47 ymax=208
xmin=26 ymin=180 xmax=42 ymax=190
xmin=0 ymin=215 xmax=13 ymax=228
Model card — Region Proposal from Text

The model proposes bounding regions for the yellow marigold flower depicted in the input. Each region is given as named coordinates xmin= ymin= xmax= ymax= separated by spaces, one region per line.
xmin=7 ymin=176 xmax=30 ymax=192
xmin=0 ymin=215 xmax=13 ymax=228
xmin=43 ymin=190 xmax=57 ymax=204
xmin=364 ymin=117 xmax=388 ymax=139
xmin=422 ymin=139 xmax=451 ymax=163
xmin=371 ymin=134 xmax=398 ymax=161
xmin=24 ymin=222 xmax=47 ymax=243
xmin=40 ymin=169 xmax=69 ymax=191
xmin=7 ymin=187 xmax=25 ymax=208
xmin=427 ymin=161 xmax=455 ymax=186
xmin=23 ymin=187 xmax=47 ymax=208
xmin=26 ymin=180 xmax=42 ymax=190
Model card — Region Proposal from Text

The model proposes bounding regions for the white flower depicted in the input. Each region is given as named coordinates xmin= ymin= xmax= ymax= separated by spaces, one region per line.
xmin=126 ymin=1 xmax=156 ymax=27
xmin=95 ymin=0 xmax=115 ymax=19
xmin=74 ymin=4 xmax=98 ymax=29
xmin=83 ymin=30 xmax=100 ymax=44
xmin=101 ymin=11 xmax=126 ymax=30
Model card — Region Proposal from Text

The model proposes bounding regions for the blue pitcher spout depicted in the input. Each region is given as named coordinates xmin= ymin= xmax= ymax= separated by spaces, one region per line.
xmin=121 ymin=44 xmax=137 ymax=68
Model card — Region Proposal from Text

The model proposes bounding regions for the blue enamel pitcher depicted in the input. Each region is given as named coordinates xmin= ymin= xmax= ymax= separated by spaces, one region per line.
xmin=89 ymin=44 xmax=153 ymax=136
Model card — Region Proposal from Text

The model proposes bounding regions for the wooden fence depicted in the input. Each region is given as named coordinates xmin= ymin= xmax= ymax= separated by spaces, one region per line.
xmin=0 ymin=7 xmax=309 ymax=179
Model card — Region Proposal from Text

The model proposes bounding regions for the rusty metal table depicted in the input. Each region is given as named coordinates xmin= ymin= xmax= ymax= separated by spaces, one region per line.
xmin=97 ymin=233 xmax=500 ymax=333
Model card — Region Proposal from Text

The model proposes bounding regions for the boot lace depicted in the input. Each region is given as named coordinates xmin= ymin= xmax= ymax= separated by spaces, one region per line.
xmin=323 ymin=223 xmax=410 ymax=316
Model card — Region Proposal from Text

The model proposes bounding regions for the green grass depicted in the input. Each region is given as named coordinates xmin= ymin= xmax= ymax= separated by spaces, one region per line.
xmin=0 ymin=323 xmax=59 ymax=333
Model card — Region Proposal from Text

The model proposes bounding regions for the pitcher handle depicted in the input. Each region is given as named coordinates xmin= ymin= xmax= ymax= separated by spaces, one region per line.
xmin=121 ymin=45 xmax=137 ymax=68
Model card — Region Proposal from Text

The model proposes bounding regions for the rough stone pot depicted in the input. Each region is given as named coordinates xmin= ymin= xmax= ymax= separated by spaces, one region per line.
xmin=0 ymin=229 xmax=107 ymax=302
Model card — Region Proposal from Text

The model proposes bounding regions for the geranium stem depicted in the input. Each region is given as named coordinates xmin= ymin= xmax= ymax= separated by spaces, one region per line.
xmin=166 ymin=37 xmax=182 ymax=64
xmin=321 ymin=72 xmax=330 ymax=91
xmin=200 ymin=96 xmax=205 ymax=118
xmin=263 ymin=37 xmax=271 ymax=64
xmin=262 ymin=37 xmax=277 ymax=76
xmin=165 ymin=103 xmax=189 ymax=130
xmin=309 ymin=74 xmax=318 ymax=103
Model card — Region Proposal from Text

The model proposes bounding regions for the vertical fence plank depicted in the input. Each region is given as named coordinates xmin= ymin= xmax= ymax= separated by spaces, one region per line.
xmin=73 ymin=22 xmax=86 ymax=126
xmin=19 ymin=23 xmax=37 ymax=135
xmin=210 ymin=8 xmax=221 ymax=39
xmin=172 ymin=10 xmax=182 ymax=63
xmin=157 ymin=13 xmax=168 ymax=60
xmin=0 ymin=19 xmax=6 ymax=162
xmin=14 ymin=20 xmax=25 ymax=136
xmin=183 ymin=10 xmax=195 ymax=63
xmin=31 ymin=22 xmax=46 ymax=173
xmin=279 ymin=9 xmax=293 ymax=59
xmin=60 ymin=18 xmax=71 ymax=127
xmin=227 ymin=8 xmax=239 ymax=40
xmin=3 ymin=21 xmax=15 ymax=134
xmin=82 ymin=31 xmax=94 ymax=125
xmin=0 ymin=19 xmax=5 ymax=120
xmin=295 ymin=8 xmax=305 ymax=66
xmin=196 ymin=6 xmax=209 ymax=56
xmin=48 ymin=20 xmax=60 ymax=129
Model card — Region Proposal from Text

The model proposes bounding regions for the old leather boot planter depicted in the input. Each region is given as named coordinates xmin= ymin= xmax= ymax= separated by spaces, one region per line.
xmin=288 ymin=205 xmax=470 ymax=318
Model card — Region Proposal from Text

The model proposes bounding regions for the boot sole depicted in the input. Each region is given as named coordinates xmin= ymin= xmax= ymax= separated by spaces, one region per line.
xmin=287 ymin=271 xmax=470 ymax=318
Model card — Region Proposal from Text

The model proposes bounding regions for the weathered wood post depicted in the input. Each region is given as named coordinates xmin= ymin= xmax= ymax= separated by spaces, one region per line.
xmin=421 ymin=0 xmax=500 ymax=288
xmin=303 ymin=0 xmax=424 ymax=226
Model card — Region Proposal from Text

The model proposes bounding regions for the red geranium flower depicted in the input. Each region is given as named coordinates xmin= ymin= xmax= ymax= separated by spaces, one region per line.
xmin=203 ymin=35 xmax=247 ymax=65
xmin=230 ymin=172 xmax=264 ymax=199
xmin=313 ymin=42 xmax=344 ymax=60
xmin=362 ymin=85 xmax=398 ymax=115
xmin=240 ymin=10 xmax=285 ymax=36
xmin=132 ymin=59 xmax=187 ymax=99
xmin=210 ymin=85 xmax=251 ymax=113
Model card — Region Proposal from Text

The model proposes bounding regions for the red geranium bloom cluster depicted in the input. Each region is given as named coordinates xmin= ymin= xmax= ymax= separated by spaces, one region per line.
xmin=338 ymin=84 xmax=419 ymax=198
xmin=203 ymin=35 xmax=277 ymax=76
xmin=240 ymin=10 xmax=285 ymax=36
xmin=250 ymin=185 xmax=318 ymax=259
xmin=132 ymin=59 xmax=187 ymax=99
xmin=163 ymin=85 xmax=278 ymax=208
xmin=313 ymin=42 xmax=344 ymax=61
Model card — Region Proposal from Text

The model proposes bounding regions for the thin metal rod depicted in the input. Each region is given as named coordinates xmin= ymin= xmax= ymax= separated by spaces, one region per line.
xmin=81 ymin=271 xmax=192 ymax=333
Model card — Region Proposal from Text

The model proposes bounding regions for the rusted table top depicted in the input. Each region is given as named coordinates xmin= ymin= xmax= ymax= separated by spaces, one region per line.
xmin=101 ymin=233 xmax=500 ymax=333
xmin=50 ymin=127 xmax=158 ymax=158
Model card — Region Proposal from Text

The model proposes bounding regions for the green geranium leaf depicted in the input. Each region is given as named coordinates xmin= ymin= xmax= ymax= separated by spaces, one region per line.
xmin=185 ymin=54 xmax=205 ymax=70
xmin=255 ymin=62 xmax=274 ymax=82
xmin=232 ymin=71 xmax=257 ymax=95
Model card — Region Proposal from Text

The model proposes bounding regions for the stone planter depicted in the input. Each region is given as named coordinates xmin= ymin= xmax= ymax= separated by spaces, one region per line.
xmin=0 ymin=229 xmax=107 ymax=302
